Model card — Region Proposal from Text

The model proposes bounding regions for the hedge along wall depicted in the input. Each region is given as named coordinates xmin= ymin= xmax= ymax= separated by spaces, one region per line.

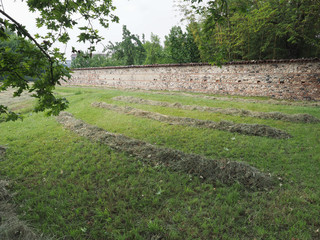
xmin=64 ymin=59 xmax=320 ymax=101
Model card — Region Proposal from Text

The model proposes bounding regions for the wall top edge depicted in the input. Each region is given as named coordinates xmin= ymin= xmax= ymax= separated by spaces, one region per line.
xmin=71 ymin=58 xmax=320 ymax=71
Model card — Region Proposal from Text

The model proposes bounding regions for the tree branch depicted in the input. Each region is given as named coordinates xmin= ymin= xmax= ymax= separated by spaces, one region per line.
xmin=0 ymin=9 xmax=54 ymax=83
xmin=0 ymin=10 xmax=51 ymax=61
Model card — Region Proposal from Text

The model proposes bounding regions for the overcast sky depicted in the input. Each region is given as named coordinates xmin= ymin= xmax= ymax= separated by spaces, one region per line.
xmin=2 ymin=0 xmax=187 ymax=59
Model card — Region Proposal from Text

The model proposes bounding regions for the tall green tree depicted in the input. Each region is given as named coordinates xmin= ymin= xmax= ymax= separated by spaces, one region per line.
xmin=164 ymin=25 xmax=200 ymax=63
xmin=164 ymin=26 xmax=188 ymax=63
xmin=185 ymin=25 xmax=201 ymax=63
xmin=107 ymin=25 xmax=146 ymax=66
xmin=183 ymin=0 xmax=320 ymax=63
xmin=144 ymin=33 xmax=164 ymax=65
xmin=71 ymin=52 xmax=123 ymax=68
xmin=0 ymin=0 xmax=118 ymax=121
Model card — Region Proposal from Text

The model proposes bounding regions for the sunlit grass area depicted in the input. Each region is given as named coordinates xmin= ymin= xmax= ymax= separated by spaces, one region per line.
xmin=0 ymin=86 xmax=319 ymax=239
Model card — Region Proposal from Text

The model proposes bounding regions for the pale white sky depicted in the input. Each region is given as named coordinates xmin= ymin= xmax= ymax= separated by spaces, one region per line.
xmin=2 ymin=0 xmax=187 ymax=59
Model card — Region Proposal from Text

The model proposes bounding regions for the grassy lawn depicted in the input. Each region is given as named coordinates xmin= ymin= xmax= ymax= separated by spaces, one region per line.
xmin=0 ymin=86 xmax=319 ymax=239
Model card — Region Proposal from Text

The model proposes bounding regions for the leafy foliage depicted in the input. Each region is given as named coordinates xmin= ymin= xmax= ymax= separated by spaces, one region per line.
xmin=107 ymin=25 xmax=146 ymax=66
xmin=71 ymin=25 xmax=200 ymax=68
xmin=0 ymin=0 xmax=118 ymax=121
xmin=183 ymin=0 xmax=320 ymax=63
xmin=144 ymin=33 xmax=164 ymax=65
xmin=70 ymin=52 xmax=123 ymax=68
xmin=164 ymin=26 xmax=201 ymax=63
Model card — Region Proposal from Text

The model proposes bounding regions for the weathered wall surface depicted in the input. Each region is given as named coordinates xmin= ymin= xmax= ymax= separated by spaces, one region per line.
xmin=64 ymin=59 xmax=320 ymax=101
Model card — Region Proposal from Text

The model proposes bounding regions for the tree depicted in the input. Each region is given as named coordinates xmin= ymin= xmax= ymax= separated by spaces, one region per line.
xmin=106 ymin=26 xmax=146 ymax=66
xmin=0 ymin=0 xmax=118 ymax=121
xmin=71 ymin=52 xmax=123 ymax=68
xmin=181 ymin=0 xmax=320 ymax=63
xmin=164 ymin=25 xmax=200 ymax=63
xmin=164 ymin=26 xmax=188 ymax=63
xmin=185 ymin=25 xmax=201 ymax=63
xmin=144 ymin=33 xmax=164 ymax=65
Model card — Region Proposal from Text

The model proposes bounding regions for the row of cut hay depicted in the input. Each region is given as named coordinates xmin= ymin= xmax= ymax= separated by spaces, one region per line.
xmin=113 ymin=96 xmax=319 ymax=123
xmin=56 ymin=112 xmax=276 ymax=190
xmin=150 ymin=91 xmax=320 ymax=107
xmin=92 ymin=102 xmax=292 ymax=139
xmin=0 ymin=147 xmax=48 ymax=240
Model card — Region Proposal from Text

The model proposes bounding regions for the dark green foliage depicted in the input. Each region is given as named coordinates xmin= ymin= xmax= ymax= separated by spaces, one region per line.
xmin=144 ymin=33 xmax=164 ymax=65
xmin=164 ymin=26 xmax=201 ymax=63
xmin=107 ymin=25 xmax=146 ymax=66
xmin=0 ymin=33 xmax=69 ymax=121
xmin=164 ymin=26 xmax=188 ymax=63
xmin=184 ymin=0 xmax=320 ymax=63
xmin=71 ymin=24 xmax=201 ymax=67
xmin=0 ymin=0 xmax=118 ymax=121
xmin=185 ymin=25 xmax=201 ymax=63
xmin=71 ymin=52 xmax=123 ymax=68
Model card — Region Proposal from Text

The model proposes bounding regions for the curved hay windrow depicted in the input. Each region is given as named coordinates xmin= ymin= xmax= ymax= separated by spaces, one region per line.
xmin=0 ymin=169 xmax=48 ymax=240
xmin=0 ymin=146 xmax=6 ymax=160
xmin=151 ymin=91 xmax=320 ymax=107
xmin=112 ymin=96 xmax=320 ymax=123
xmin=0 ymin=194 xmax=44 ymax=240
xmin=92 ymin=102 xmax=292 ymax=139
xmin=56 ymin=112 xmax=276 ymax=189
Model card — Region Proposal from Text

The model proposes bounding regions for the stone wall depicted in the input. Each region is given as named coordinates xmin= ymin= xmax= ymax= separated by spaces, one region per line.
xmin=64 ymin=59 xmax=320 ymax=101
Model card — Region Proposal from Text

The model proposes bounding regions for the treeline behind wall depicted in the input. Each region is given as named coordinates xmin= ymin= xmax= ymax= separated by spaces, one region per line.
xmin=72 ymin=0 xmax=320 ymax=68
xmin=183 ymin=0 xmax=320 ymax=64
xmin=71 ymin=25 xmax=201 ymax=68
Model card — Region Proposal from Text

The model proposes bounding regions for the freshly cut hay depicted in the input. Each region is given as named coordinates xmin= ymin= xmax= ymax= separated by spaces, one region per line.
xmin=1 ymin=148 xmax=49 ymax=240
xmin=56 ymin=112 xmax=276 ymax=190
xmin=0 ymin=146 xmax=6 ymax=160
xmin=151 ymin=91 xmax=320 ymax=107
xmin=0 ymin=180 xmax=10 ymax=201
xmin=92 ymin=102 xmax=292 ymax=139
xmin=0 ymin=181 xmax=49 ymax=240
xmin=113 ymin=96 xmax=320 ymax=123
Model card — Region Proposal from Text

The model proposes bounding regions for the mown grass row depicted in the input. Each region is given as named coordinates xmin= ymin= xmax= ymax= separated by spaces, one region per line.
xmin=0 ymin=86 xmax=319 ymax=239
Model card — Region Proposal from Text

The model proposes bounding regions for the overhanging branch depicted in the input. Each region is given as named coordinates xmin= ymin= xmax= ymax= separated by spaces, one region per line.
xmin=0 ymin=9 xmax=54 ymax=83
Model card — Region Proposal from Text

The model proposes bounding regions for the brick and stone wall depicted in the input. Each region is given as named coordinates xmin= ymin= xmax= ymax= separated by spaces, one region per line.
xmin=64 ymin=59 xmax=320 ymax=101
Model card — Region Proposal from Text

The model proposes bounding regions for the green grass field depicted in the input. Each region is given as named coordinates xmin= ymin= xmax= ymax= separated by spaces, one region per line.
xmin=0 ymin=86 xmax=319 ymax=239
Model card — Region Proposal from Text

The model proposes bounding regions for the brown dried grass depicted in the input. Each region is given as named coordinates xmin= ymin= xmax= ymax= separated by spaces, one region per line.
xmin=0 ymin=148 xmax=49 ymax=240
xmin=92 ymin=102 xmax=292 ymax=139
xmin=152 ymin=91 xmax=320 ymax=107
xmin=56 ymin=112 xmax=276 ymax=190
xmin=113 ymin=96 xmax=320 ymax=123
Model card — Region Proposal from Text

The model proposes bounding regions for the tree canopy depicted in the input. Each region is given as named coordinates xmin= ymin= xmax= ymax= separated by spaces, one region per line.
xmin=0 ymin=0 xmax=118 ymax=121
xmin=181 ymin=0 xmax=320 ymax=64
xmin=71 ymin=25 xmax=200 ymax=68
xmin=70 ymin=0 xmax=319 ymax=68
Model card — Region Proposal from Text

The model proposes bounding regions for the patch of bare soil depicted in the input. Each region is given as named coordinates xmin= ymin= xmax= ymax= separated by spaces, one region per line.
xmin=152 ymin=91 xmax=320 ymax=107
xmin=113 ymin=96 xmax=320 ymax=124
xmin=0 ymin=147 xmax=48 ymax=240
xmin=92 ymin=102 xmax=292 ymax=139
xmin=56 ymin=112 xmax=276 ymax=190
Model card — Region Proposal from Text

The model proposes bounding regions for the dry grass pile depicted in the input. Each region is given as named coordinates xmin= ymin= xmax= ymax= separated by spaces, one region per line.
xmin=0 ymin=146 xmax=7 ymax=159
xmin=0 ymin=183 xmax=39 ymax=240
xmin=92 ymin=102 xmax=292 ymax=139
xmin=0 ymin=147 xmax=48 ymax=240
xmin=0 ymin=181 xmax=48 ymax=240
xmin=0 ymin=89 xmax=32 ymax=107
xmin=56 ymin=112 xmax=276 ymax=190
xmin=113 ymin=96 xmax=319 ymax=123
xmin=152 ymin=91 xmax=320 ymax=107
